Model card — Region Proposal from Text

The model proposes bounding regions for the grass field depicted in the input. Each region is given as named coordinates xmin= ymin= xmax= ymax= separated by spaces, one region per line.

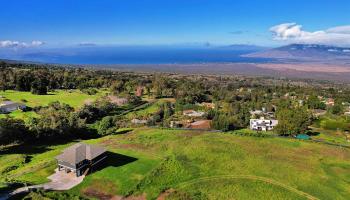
xmin=125 ymin=98 xmax=174 ymax=120
xmin=0 ymin=90 xmax=107 ymax=119
xmin=1 ymin=128 xmax=350 ymax=199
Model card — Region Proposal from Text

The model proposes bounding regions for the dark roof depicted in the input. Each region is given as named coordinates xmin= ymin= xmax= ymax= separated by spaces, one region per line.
xmin=56 ymin=143 xmax=106 ymax=165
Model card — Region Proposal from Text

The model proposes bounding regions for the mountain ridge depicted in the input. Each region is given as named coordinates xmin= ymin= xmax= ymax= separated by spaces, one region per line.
xmin=243 ymin=43 xmax=350 ymax=61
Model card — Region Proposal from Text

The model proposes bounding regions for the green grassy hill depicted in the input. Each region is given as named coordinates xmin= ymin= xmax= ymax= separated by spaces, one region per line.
xmin=1 ymin=128 xmax=350 ymax=199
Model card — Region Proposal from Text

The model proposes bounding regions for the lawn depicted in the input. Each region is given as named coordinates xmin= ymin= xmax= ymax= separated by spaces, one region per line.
xmin=1 ymin=128 xmax=350 ymax=199
xmin=310 ymin=127 xmax=349 ymax=145
xmin=0 ymin=89 xmax=107 ymax=120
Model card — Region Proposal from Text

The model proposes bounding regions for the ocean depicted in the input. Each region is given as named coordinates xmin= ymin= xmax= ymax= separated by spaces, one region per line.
xmin=0 ymin=46 xmax=271 ymax=65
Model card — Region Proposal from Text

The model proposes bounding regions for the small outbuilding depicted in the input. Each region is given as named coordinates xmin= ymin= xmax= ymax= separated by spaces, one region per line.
xmin=56 ymin=143 xmax=107 ymax=177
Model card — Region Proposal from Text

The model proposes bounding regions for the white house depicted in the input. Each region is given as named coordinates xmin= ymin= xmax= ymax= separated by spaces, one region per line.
xmin=250 ymin=118 xmax=278 ymax=131
xmin=0 ymin=101 xmax=26 ymax=113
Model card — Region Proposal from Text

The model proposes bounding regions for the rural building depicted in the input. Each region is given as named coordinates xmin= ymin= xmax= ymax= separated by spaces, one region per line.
xmin=186 ymin=120 xmax=212 ymax=129
xmin=250 ymin=110 xmax=264 ymax=116
xmin=0 ymin=101 xmax=26 ymax=113
xmin=170 ymin=121 xmax=184 ymax=128
xmin=324 ymin=98 xmax=335 ymax=106
xmin=108 ymin=96 xmax=128 ymax=106
xmin=250 ymin=118 xmax=278 ymax=131
xmin=56 ymin=143 xmax=107 ymax=177
xmin=312 ymin=109 xmax=327 ymax=117
xmin=183 ymin=110 xmax=205 ymax=117
xmin=198 ymin=102 xmax=215 ymax=109
xmin=131 ymin=118 xmax=148 ymax=124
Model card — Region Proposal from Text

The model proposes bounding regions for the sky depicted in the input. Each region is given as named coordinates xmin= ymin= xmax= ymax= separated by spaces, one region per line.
xmin=1 ymin=0 xmax=350 ymax=48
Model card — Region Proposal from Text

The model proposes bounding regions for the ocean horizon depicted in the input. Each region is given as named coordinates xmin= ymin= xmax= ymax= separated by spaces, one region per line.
xmin=0 ymin=46 xmax=271 ymax=65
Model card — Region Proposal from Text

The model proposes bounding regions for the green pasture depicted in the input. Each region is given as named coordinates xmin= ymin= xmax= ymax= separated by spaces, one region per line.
xmin=0 ymin=90 xmax=107 ymax=120
xmin=1 ymin=128 xmax=349 ymax=199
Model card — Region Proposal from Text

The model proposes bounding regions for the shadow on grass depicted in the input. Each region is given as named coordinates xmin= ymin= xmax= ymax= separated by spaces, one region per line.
xmin=0 ymin=145 xmax=52 ymax=155
xmin=307 ymin=131 xmax=321 ymax=136
xmin=0 ymin=127 xmax=101 ymax=155
xmin=89 ymin=151 xmax=137 ymax=175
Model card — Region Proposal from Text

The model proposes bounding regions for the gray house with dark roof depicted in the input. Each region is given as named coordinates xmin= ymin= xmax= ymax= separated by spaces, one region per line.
xmin=56 ymin=143 xmax=107 ymax=176
xmin=0 ymin=101 xmax=26 ymax=113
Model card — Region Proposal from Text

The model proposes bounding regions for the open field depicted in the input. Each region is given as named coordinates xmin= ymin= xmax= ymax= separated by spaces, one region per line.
xmin=125 ymin=98 xmax=175 ymax=120
xmin=0 ymin=90 xmax=107 ymax=119
xmin=1 ymin=128 xmax=350 ymax=199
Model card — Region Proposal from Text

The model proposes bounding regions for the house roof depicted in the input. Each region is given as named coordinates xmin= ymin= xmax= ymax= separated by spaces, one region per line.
xmin=56 ymin=143 xmax=106 ymax=165
xmin=0 ymin=101 xmax=15 ymax=106
xmin=0 ymin=101 xmax=25 ymax=109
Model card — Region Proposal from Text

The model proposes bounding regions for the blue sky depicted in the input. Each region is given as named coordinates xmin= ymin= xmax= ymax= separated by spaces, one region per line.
xmin=1 ymin=0 xmax=350 ymax=47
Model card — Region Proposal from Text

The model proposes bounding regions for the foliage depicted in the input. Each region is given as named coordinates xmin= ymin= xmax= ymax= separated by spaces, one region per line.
xmin=275 ymin=107 xmax=312 ymax=136
xmin=306 ymin=95 xmax=326 ymax=109
xmin=329 ymin=103 xmax=344 ymax=115
xmin=27 ymin=102 xmax=86 ymax=139
xmin=96 ymin=116 xmax=119 ymax=136
xmin=77 ymin=99 xmax=118 ymax=123
xmin=80 ymin=88 xmax=98 ymax=95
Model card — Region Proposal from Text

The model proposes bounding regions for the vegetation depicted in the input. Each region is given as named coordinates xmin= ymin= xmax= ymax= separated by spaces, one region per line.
xmin=1 ymin=61 xmax=350 ymax=199
xmin=1 ymin=128 xmax=349 ymax=200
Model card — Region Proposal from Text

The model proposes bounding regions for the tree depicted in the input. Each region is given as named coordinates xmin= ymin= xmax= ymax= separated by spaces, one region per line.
xmin=31 ymin=79 xmax=48 ymax=95
xmin=28 ymin=102 xmax=86 ymax=138
xmin=110 ymin=80 xmax=125 ymax=95
xmin=307 ymin=95 xmax=326 ymax=109
xmin=329 ymin=103 xmax=343 ymax=115
xmin=275 ymin=107 xmax=311 ymax=136
xmin=96 ymin=116 xmax=118 ymax=136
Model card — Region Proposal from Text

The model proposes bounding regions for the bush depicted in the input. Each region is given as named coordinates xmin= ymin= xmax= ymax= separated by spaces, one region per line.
xmin=81 ymin=88 xmax=98 ymax=95
xmin=96 ymin=116 xmax=118 ymax=136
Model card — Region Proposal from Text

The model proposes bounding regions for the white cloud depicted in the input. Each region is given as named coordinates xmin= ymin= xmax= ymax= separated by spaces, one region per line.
xmin=270 ymin=23 xmax=350 ymax=46
xmin=31 ymin=40 xmax=45 ymax=46
xmin=327 ymin=25 xmax=350 ymax=34
xmin=0 ymin=40 xmax=45 ymax=48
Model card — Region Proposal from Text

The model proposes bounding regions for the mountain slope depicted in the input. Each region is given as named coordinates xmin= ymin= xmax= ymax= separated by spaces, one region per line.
xmin=244 ymin=44 xmax=350 ymax=61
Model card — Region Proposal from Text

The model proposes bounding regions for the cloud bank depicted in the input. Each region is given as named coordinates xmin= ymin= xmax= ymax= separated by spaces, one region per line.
xmin=270 ymin=23 xmax=350 ymax=46
xmin=0 ymin=40 xmax=45 ymax=48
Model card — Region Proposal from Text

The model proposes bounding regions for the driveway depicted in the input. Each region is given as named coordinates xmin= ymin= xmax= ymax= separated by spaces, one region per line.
xmin=44 ymin=168 xmax=85 ymax=190
xmin=1 ymin=169 xmax=85 ymax=199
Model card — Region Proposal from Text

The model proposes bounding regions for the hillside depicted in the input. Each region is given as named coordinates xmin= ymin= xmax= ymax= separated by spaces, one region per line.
xmin=1 ymin=128 xmax=350 ymax=199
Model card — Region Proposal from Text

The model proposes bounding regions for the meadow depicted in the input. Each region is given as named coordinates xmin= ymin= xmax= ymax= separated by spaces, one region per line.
xmin=1 ymin=128 xmax=350 ymax=200
xmin=0 ymin=90 xmax=107 ymax=119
